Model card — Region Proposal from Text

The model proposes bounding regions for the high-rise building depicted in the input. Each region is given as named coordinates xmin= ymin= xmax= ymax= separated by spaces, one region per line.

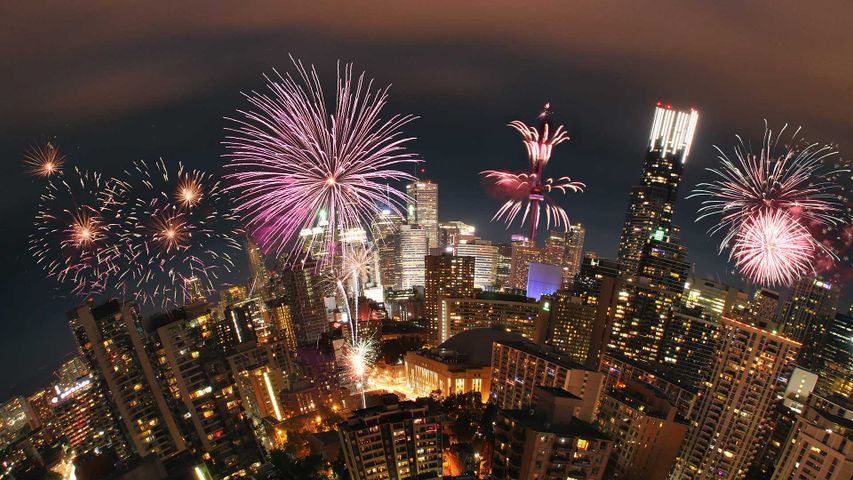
xmin=280 ymin=260 xmax=328 ymax=345
xmin=439 ymin=221 xmax=476 ymax=250
xmin=491 ymin=386 xmax=613 ymax=480
xmin=770 ymin=394 xmax=853 ymax=480
xmin=150 ymin=304 xmax=258 ymax=471
xmin=50 ymin=374 xmax=128 ymax=457
xmin=495 ymin=243 xmax=513 ymax=288
xmin=671 ymin=317 xmax=800 ymax=480
xmin=490 ymin=339 xmax=605 ymax=423
xmin=659 ymin=307 xmax=721 ymax=392
xmin=68 ymin=300 xmax=186 ymax=459
xmin=245 ymin=236 xmax=269 ymax=296
xmin=747 ymin=288 xmax=781 ymax=324
xmin=454 ymin=238 xmax=498 ymax=289
xmin=683 ymin=277 xmax=749 ymax=322
xmin=542 ymin=290 xmax=597 ymax=365
xmin=406 ymin=180 xmax=439 ymax=249
xmin=508 ymin=235 xmax=542 ymax=291
xmin=338 ymin=396 xmax=443 ymax=480
xmin=607 ymin=276 xmax=678 ymax=363
xmin=396 ymin=224 xmax=428 ymax=289
xmin=440 ymin=291 xmax=541 ymax=342
xmin=371 ymin=209 xmax=403 ymax=290
xmin=572 ymin=256 xmax=621 ymax=368
xmin=424 ymin=253 xmax=475 ymax=344
xmin=636 ymin=235 xmax=689 ymax=294
xmin=617 ymin=104 xmax=699 ymax=274
xmin=816 ymin=313 xmax=853 ymax=398
xmin=779 ymin=277 xmax=840 ymax=370
xmin=597 ymin=380 xmax=688 ymax=480
xmin=544 ymin=225 xmax=586 ymax=285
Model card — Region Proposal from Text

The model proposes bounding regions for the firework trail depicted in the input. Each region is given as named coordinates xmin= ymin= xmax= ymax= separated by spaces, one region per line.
xmin=690 ymin=124 xmax=848 ymax=286
xmin=344 ymin=336 xmax=377 ymax=408
xmin=30 ymin=168 xmax=122 ymax=296
xmin=107 ymin=159 xmax=241 ymax=307
xmin=224 ymin=57 xmax=419 ymax=264
xmin=24 ymin=140 xmax=65 ymax=178
xmin=481 ymin=104 xmax=584 ymax=241
xmin=731 ymin=209 xmax=816 ymax=287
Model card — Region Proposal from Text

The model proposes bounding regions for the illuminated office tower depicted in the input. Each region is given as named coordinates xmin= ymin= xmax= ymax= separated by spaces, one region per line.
xmin=572 ymin=256 xmax=621 ymax=368
xmin=542 ymin=290 xmax=597 ymax=365
xmin=406 ymin=180 xmax=439 ymax=249
xmin=659 ymin=307 xmax=721 ymax=391
xmin=544 ymin=225 xmax=586 ymax=284
xmin=490 ymin=340 xmax=605 ymax=423
xmin=245 ymin=236 xmax=269 ymax=295
xmin=636 ymin=233 xmax=689 ymax=294
xmin=441 ymin=291 xmax=541 ymax=342
xmin=747 ymin=288 xmax=781 ymax=324
xmin=396 ymin=224 xmax=428 ymax=289
xmin=597 ymin=380 xmax=688 ymax=480
xmin=280 ymin=260 xmax=328 ymax=345
xmin=228 ymin=341 xmax=297 ymax=417
xmin=508 ymin=235 xmax=542 ymax=291
xmin=424 ymin=253 xmax=475 ymax=344
xmin=53 ymin=356 xmax=90 ymax=391
xmin=454 ymin=238 xmax=498 ymax=289
xmin=50 ymin=375 xmax=128 ymax=457
xmin=68 ymin=300 xmax=186 ymax=460
xmin=495 ymin=243 xmax=513 ymax=288
xmin=816 ymin=312 xmax=853 ymax=398
xmin=617 ymin=104 xmax=699 ymax=274
xmin=607 ymin=276 xmax=678 ymax=363
xmin=338 ymin=396 xmax=443 ymax=480
xmin=492 ymin=386 xmax=613 ymax=480
xmin=150 ymin=304 xmax=258 ymax=471
xmin=439 ymin=221 xmax=475 ymax=249
xmin=770 ymin=394 xmax=853 ymax=480
xmin=683 ymin=277 xmax=749 ymax=322
xmin=779 ymin=277 xmax=840 ymax=370
xmin=371 ymin=209 xmax=403 ymax=289
xmin=671 ymin=317 xmax=800 ymax=480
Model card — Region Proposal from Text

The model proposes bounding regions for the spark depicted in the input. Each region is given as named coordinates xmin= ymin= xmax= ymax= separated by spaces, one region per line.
xmin=224 ymin=56 xmax=419 ymax=263
xmin=690 ymin=124 xmax=846 ymax=248
xmin=107 ymin=159 xmax=241 ymax=307
xmin=345 ymin=336 xmax=377 ymax=408
xmin=481 ymin=104 xmax=584 ymax=240
xmin=24 ymin=141 xmax=65 ymax=177
xmin=731 ymin=209 xmax=815 ymax=287
xmin=30 ymin=168 xmax=121 ymax=296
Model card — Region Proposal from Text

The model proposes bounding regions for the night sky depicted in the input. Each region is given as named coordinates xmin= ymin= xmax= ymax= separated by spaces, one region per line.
xmin=0 ymin=2 xmax=850 ymax=400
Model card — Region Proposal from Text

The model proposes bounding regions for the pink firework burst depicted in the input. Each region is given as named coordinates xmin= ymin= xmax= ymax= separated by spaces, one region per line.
xmin=224 ymin=57 xmax=419 ymax=263
xmin=691 ymin=124 xmax=846 ymax=247
xmin=481 ymin=104 xmax=584 ymax=240
xmin=731 ymin=209 xmax=815 ymax=287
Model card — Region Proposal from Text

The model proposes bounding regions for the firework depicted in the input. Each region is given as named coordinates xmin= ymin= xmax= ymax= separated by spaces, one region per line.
xmin=691 ymin=125 xmax=846 ymax=247
xmin=481 ymin=104 xmax=584 ymax=240
xmin=731 ymin=209 xmax=815 ymax=287
xmin=30 ymin=168 xmax=122 ymax=296
xmin=224 ymin=57 xmax=419 ymax=263
xmin=24 ymin=141 xmax=65 ymax=177
xmin=108 ymin=159 xmax=241 ymax=306
xmin=345 ymin=336 xmax=377 ymax=408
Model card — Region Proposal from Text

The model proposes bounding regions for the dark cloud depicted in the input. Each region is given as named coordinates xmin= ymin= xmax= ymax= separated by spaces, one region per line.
xmin=0 ymin=1 xmax=850 ymax=398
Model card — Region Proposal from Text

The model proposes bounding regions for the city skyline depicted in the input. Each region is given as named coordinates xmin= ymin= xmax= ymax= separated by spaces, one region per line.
xmin=0 ymin=5 xmax=851 ymax=479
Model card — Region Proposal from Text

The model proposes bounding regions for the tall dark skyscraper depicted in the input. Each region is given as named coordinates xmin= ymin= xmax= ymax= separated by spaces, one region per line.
xmin=617 ymin=104 xmax=699 ymax=274
xmin=779 ymin=277 xmax=840 ymax=370
xmin=424 ymin=253 xmax=475 ymax=344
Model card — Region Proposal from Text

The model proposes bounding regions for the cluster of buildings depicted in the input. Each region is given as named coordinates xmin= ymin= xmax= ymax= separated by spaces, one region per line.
xmin=1 ymin=103 xmax=850 ymax=480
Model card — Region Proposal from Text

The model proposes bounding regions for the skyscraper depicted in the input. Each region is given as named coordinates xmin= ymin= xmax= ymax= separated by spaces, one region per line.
xmin=68 ymin=300 xmax=186 ymax=459
xmin=683 ymin=277 xmax=749 ymax=323
xmin=508 ymin=235 xmax=542 ymax=291
xmin=542 ymin=290 xmax=597 ymax=365
xmin=245 ymin=236 xmax=269 ymax=296
xmin=617 ymin=104 xmax=699 ymax=274
xmin=371 ymin=209 xmax=403 ymax=290
xmin=779 ymin=277 xmax=840 ymax=370
xmin=607 ymin=276 xmax=678 ymax=363
xmin=406 ymin=180 xmax=439 ymax=249
xmin=747 ymin=288 xmax=781 ymax=324
xmin=439 ymin=220 xmax=476 ymax=249
xmin=659 ymin=307 xmax=721 ymax=392
xmin=424 ymin=253 xmax=475 ymax=344
xmin=396 ymin=224 xmax=428 ymax=289
xmin=440 ymin=291 xmax=541 ymax=342
xmin=671 ymin=317 xmax=800 ymax=480
xmin=816 ymin=312 xmax=853 ymax=398
xmin=338 ymin=396 xmax=443 ymax=480
xmin=572 ymin=256 xmax=621 ymax=369
xmin=454 ymin=238 xmax=498 ymax=289
xmin=280 ymin=260 xmax=328 ymax=345
xmin=50 ymin=374 xmax=128 ymax=458
xmin=636 ymin=234 xmax=689 ymax=294
xmin=544 ymin=225 xmax=586 ymax=285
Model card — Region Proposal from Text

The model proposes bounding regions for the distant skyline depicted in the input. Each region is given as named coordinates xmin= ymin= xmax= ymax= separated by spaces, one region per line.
xmin=0 ymin=1 xmax=850 ymax=400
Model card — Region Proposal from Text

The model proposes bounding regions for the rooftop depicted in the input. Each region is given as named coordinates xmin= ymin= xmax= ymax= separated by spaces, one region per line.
xmin=500 ymin=409 xmax=609 ymax=440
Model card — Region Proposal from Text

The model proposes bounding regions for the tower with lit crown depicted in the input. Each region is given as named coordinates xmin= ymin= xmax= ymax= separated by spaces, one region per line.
xmin=618 ymin=104 xmax=698 ymax=274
